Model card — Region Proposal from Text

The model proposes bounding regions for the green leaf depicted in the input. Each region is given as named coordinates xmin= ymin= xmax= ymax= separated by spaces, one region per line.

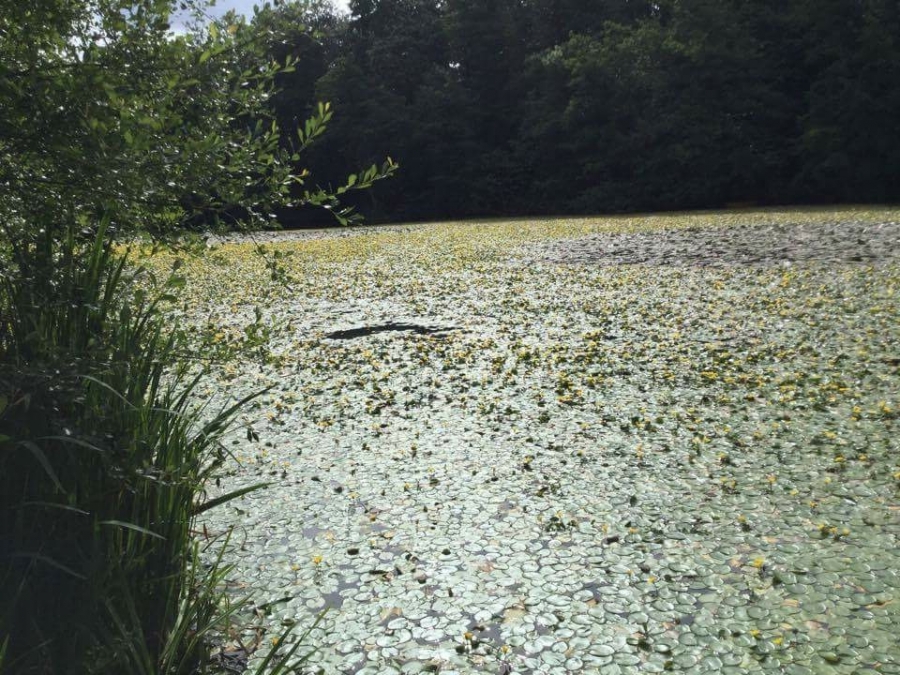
xmin=20 ymin=501 xmax=90 ymax=515
xmin=99 ymin=520 xmax=165 ymax=540
xmin=193 ymin=483 xmax=269 ymax=515
xmin=166 ymin=275 xmax=187 ymax=289
xmin=7 ymin=552 xmax=85 ymax=579
xmin=19 ymin=440 xmax=63 ymax=492
xmin=36 ymin=435 xmax=105 ymax=453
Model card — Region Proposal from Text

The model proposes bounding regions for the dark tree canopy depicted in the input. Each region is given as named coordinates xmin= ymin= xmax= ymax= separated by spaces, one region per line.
xmin=258 ymin=0 xmax=900 ymax=224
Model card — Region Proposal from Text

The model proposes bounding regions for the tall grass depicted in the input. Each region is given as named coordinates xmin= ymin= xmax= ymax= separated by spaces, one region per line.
xmin=0 ymin=220 xmax=302 ymax=674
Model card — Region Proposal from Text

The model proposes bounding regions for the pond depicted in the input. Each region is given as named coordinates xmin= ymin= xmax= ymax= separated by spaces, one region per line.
xmin=176 ymin=208 xmax=900 ymax=674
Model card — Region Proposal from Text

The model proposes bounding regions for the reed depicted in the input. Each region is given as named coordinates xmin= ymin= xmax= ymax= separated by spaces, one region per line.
xmin=0 ymin=220 xmax=304 ymax=674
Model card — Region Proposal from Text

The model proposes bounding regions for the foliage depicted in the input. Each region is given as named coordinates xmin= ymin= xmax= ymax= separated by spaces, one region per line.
xmin=0 ymin=0 xmax=393 ymax=672
xmin=278 ymin=0 xmax=900 ymax=222
xmin=0 ymin=222 xmax=255 ymax=674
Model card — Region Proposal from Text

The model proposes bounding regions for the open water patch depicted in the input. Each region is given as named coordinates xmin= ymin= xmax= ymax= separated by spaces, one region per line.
xmin=325 ymin=322 xmax=459 ymax=340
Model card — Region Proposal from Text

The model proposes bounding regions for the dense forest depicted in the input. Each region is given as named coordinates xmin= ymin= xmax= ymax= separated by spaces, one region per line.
xmin=248 ymin=0 xmax=900 ymax=224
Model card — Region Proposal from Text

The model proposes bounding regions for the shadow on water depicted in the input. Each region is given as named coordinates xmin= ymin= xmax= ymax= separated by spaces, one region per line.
xmin=325 ymin=322 xmax=459 ymax=340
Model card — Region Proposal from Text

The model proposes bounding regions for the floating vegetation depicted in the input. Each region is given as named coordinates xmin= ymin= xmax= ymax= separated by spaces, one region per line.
xmin=149 ymin=208 xmax=900 ymax=674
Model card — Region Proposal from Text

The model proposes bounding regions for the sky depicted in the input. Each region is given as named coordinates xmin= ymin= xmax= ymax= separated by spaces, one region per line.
xmin=172 ymin=0 xmax=350 ymax=31
xmin=204 ymin=0 xmax=350 ymax=19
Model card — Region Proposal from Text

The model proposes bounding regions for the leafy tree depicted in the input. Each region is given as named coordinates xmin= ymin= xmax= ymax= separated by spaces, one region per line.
xmin=0 ymin=1 xmax=394 ymax=672
xmin=241 ymin=1 xmax=347 ymax=147
xmin=441 ymin=0 xmax=529 ymax=213
xmin=310 ymin=0 xmax=454 ymax=219
xmin=253 ymin=0 xmax=900 ymax=220
xmin=797 ymin=0 xmax=900 ymax=201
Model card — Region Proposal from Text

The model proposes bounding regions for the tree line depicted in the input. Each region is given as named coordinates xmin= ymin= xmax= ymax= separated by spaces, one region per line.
xmin=252 ymin=0 xmax=900 ymax=224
